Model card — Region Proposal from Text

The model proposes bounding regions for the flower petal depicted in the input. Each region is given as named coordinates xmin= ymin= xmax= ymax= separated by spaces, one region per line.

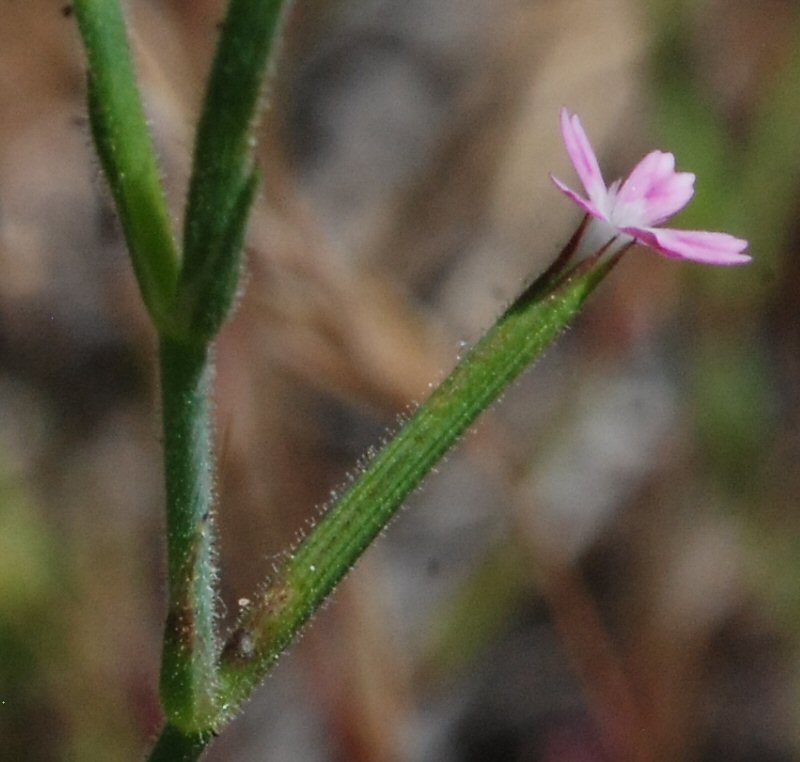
xmin=559 ymin=108 xmax=607 ymax=210
xmin=550 ymin=174 xmax=607 ymax=221
xmin=613 ymin=150 xmax=695 ymax=227
xmin=624 ymin=226 xmax=751 ymax=265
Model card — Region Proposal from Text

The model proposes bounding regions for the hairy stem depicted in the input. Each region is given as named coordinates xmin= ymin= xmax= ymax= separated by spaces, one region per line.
xmin=158 ymin=338 xmax=219 ymax=730
xmin=217 ymin=233 xmax=627 ymax=712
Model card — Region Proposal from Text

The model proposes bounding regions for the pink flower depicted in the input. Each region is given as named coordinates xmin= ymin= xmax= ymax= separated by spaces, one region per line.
xmin=551 ymin=108 xmax=750 ymax=265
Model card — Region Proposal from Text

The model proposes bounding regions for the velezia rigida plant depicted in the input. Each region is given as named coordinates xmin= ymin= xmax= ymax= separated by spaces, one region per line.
xmin=70 ymin=1 xmax=749 ymax=759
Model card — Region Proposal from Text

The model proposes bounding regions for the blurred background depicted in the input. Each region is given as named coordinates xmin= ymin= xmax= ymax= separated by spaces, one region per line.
xmin=1 ymin=0 xmax=799 ymax=759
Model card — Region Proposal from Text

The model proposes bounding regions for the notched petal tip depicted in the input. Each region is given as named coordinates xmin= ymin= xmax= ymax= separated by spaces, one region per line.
xmin=558 ymin=107 xmax=606 ymax=208
xmin=615 ymin=151 xmax=697 ymax=224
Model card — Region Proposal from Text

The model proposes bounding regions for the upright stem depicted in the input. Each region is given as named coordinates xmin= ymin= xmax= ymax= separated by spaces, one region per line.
xmin=72 ymin=0 xmax=180 ymax=329
xmin=158 ymin=338 xmax=219 ymax=730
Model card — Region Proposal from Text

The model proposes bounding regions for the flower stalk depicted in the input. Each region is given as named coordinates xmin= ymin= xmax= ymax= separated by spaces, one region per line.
xmin=214 ymin=222 xmax=630 ymax=714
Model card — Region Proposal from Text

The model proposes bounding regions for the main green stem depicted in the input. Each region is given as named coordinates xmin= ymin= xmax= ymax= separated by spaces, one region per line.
xmin=158 ymin=338 xmax=219 ymax=730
